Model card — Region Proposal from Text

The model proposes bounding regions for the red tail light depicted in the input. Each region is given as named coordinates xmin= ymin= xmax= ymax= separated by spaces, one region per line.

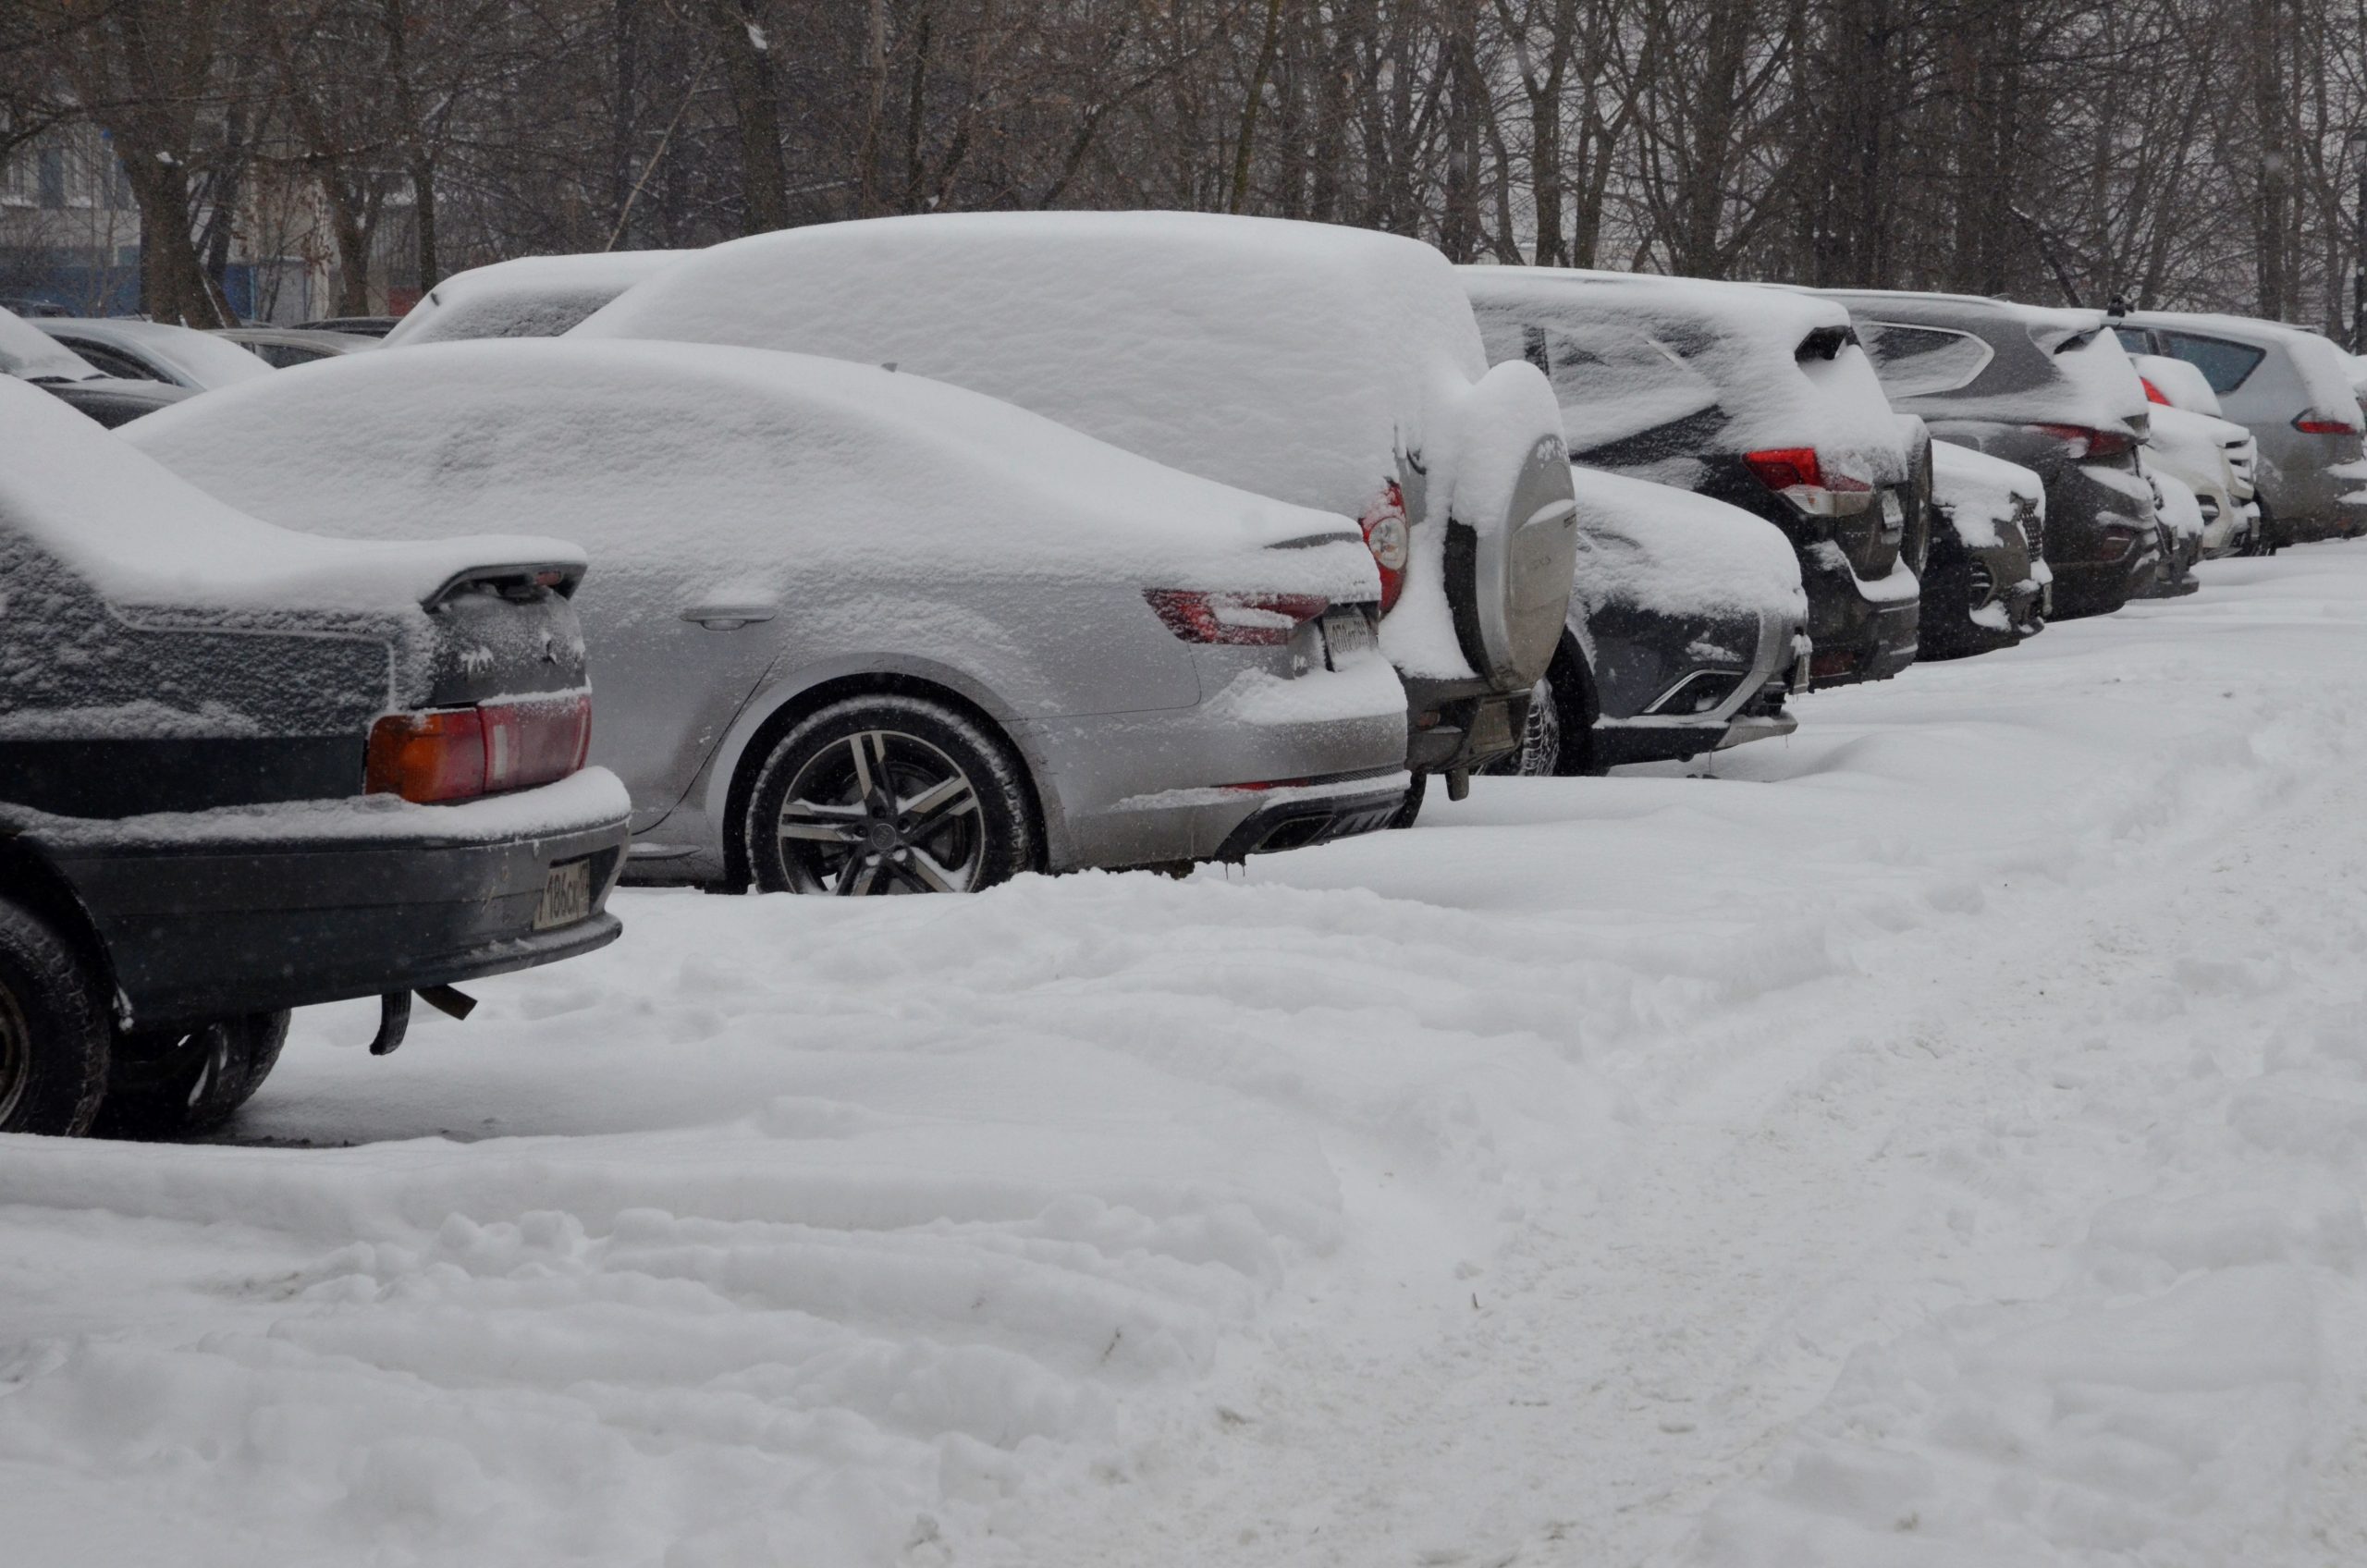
xmin=2031 ymin=423 xmax=2139 ymax=460
xmin=1359 ymin=481 xmax=1410 ymax=614
xmin=2140 ymin=377 xmax=2170 ymax=406
xmin=2293 ymin=414 xmax=2360 ymax=435
xmin=1743 ymin=447 xmax=1873 ymax=516
xmin=1145 ymin=590 xmax=1329 ymax=645
xmin=367 ymin=692 xmax=591 ymax=803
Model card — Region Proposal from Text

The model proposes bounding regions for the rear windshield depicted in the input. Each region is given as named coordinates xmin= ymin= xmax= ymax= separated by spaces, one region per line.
xmin=1859 ymin=322 xmax=1993 ymax=398
xmin=0 ymin=310 xmax=101 ymax=383
xmin=2161 ymin=331 xmax=2266 ymax=395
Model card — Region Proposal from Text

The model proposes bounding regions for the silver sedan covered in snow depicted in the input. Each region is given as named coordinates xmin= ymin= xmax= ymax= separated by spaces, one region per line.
xmin=126 ymin=338 xmax=1411 ymax=893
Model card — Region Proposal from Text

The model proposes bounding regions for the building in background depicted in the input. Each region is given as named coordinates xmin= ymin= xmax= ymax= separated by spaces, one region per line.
xmin=0 ymin=118 xmax=386 ymax=323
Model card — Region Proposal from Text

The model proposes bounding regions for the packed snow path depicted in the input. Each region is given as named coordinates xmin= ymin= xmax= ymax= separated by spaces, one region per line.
xmin=7 ymin=546 xmax=2367 ymax=1565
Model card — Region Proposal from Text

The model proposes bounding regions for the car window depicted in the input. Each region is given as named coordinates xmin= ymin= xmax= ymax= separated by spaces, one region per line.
xmin=1858 ymin=322 xmax=1993 ymax=398
xmin=2161 ymin=332 xmax=2266 ymax=395
xmin=249 ymin=341 xmax=325 ymax=369
xmin=0 ymin=310 xmax=103 ymax=381
xmin=55 ymin=338 xmax=163 ymax=383
xmin=2112 ymin=325 xmax=2151 ymax=355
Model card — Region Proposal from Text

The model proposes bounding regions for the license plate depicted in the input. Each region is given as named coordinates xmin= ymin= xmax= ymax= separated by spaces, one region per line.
xmin=1320 ymin=607 xmax=1377 ymax=668
xmin=533 ymin=858 xmax=594 ymax=930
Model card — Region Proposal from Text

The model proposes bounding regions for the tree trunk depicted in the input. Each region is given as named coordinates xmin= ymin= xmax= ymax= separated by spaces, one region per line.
xmin=711 ymin=0 xmax=790 ymax=232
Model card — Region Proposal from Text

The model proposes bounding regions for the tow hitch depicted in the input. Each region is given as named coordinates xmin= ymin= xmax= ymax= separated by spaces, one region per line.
xmin=367 ymin=985 xmax=481 ymax=1056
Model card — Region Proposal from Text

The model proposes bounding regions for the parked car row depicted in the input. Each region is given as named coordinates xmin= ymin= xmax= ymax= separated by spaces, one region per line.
xmin=6 ymin=213 xmax=2361 ymax=1142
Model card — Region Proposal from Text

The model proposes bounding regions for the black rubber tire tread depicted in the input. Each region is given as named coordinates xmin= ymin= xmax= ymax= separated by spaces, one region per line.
xmin=1545 ymin=636 xmax=1601 ymax=778
xmin=1388 ymin=771 xmax=1428 ymax=829
xmin=94 ymin=1010 xmax=291 ymax=1141
xmin=744 ymin=693 xmax=1038 ymax=894
xmin=0 ymin=897 xmax=109 ymax=1137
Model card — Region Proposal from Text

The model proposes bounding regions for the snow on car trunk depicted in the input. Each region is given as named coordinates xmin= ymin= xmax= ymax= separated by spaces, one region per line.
xmin=1566 ymin=465 xmax=1807 ymax=619
xmin=7 ymin=548 xmax=2367 ymax=1565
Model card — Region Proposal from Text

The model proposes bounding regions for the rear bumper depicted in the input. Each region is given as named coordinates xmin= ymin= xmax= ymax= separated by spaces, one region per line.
xmin=43 ymin=778 xmax=631 ymax=1028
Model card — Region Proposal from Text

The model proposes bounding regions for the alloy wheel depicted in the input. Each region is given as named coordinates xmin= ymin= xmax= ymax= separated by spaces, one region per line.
xmin=775 ymin=729 xmax=986 ymax=895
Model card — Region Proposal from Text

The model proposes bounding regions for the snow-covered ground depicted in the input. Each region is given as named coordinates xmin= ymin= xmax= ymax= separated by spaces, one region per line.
xmin=8 ymin=545 xmax=2367 ymax=1565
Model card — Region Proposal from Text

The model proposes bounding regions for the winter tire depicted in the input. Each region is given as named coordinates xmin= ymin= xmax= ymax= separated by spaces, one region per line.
xmin=1482 ymin=679 xmax=1563 ymax=777
xmin=746 ymin=694 xmax=1037 ymax=895
xmin=0 ymin=897 xmax=109 ymax=1138
xmin=93 ymin=1011 xmax=291 ymax=1141
xmin=1389 ymin=771 xmax=1428 ymax=829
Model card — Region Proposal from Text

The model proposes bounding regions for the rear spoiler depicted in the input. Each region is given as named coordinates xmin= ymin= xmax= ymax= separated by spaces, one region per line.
xmin=423 ymin=561 xmax=586 ymax=609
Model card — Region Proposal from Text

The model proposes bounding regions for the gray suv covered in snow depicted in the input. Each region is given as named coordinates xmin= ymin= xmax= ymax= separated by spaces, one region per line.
xmin=2113 ymin=311 xmax=2367 ymax=544
xmin=0 ymin=376 xmax=629 ymax=1138
xmin=1822 ymin=291 xmax=2160 ymax=618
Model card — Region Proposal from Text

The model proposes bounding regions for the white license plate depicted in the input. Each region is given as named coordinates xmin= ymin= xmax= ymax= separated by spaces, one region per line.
xmin=533 ymin=858 xmax=595 ymax=930
xmin=1320 ymin=607 xmax=1377 ymax=668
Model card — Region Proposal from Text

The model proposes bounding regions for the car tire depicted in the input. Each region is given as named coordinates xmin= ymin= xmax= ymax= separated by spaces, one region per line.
xmin=1389 ymin=772 xmax=1427 ymax=829
xmin=0 ymin=898 xmax=109 ymax=1138
xmin=745 ymin=694 xmax=1037 ymax=895
xmin=93 ymin=1011 xmax=291 ymax=1141
xmin=1481 ymin=679 xmax=1562 ymax=777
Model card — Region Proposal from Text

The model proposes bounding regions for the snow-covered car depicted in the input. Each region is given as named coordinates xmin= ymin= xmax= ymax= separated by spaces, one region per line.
xmin=0 ymin=374 xmax=630 ymax=1139
xmin=216 ymin=325 xmax=381 ymax=369
xmin=2131 ymin=352 xmax=2262 ymax=557
xmin=1923 ymin=441 xmax=2049 ymax=658
xmin=381 ymin=251 xmax=689 ymax=347
xmin=33 ymin=316 xmax=276 ymax=393
xmin=0 ymin=304 xmax=190 ymax=426
xmin=1827 ymin=291 xmax=2160 ymax=619
xmin=1463 ymin=268 xmax=1926 ymax=690
xmin=126 ymin=338 xmax=1411 ymax=892
xmin=570 ymin=214 xmax=1577 ymax=810
xmin=2112 ymin=311 xmax=2367 ymax=543
xmin=1500 ymin=467 xmax=1808 ymax=774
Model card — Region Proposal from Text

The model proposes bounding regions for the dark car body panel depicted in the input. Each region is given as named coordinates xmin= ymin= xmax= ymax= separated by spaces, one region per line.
xmin=46 ymin=822 xmax=624 ymax=1028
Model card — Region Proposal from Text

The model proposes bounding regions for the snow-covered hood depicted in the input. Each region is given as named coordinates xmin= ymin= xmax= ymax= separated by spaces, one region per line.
xmin=383 ymin=251 xmax=693 ymax=347
xmin=0 ymin=374 xmax=584 ymax=612
xmin=1465 ymin=268 xmax=1910 ymax=487
xmin=1932 ymin=440 xmax=2043 ymax=552
xmin=1566 ymin=465 xmax=1806 ymax=621
xmin=121 ymin=338 xmax=1379 ymax=603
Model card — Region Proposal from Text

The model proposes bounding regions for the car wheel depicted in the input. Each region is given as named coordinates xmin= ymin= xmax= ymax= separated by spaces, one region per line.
xmin=1480 ymin=680 xmax=1562 ymax=777
xmin=0 ymin=898 xmax=109 ymax=1137
xmin=1388 ymin=772 xmax=1427 ymax=829
xmin=93 ymin=1011 xmax=291 ymax=1140
xmin=745 ymin=694 xmax=1037 ymax=895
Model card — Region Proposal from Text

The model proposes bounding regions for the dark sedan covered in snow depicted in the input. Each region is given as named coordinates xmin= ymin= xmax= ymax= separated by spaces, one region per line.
xmin=0 ymin=376 xmax=631 ymax=1138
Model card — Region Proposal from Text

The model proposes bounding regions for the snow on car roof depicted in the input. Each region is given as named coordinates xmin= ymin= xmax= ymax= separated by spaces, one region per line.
xmin=0 ymin=373 xmax=584 ymax=610
xmin=121 ymin=337 xmax=1380 ymax=603
xmin=1461 ymin=267 xmax=1904 ymax=477
xmin=44 ymin=317 xmax=275 ymax=389
xmin=1566 ymin=465 xmax=1805 ymax=621
xmin=0 ymin=304 xmax=102 ymax=382
xmin=570 ymin=212 xmax=1492 ymax=523
xmin=2127 ymin=310 xmax=2364 ymax=419
xmin=383 ymin=251 xmax=693 ymax=347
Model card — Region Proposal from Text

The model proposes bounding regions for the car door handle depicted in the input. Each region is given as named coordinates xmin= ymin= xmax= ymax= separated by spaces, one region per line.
xmin=682 ymin=605 xmax=779 ymax=630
